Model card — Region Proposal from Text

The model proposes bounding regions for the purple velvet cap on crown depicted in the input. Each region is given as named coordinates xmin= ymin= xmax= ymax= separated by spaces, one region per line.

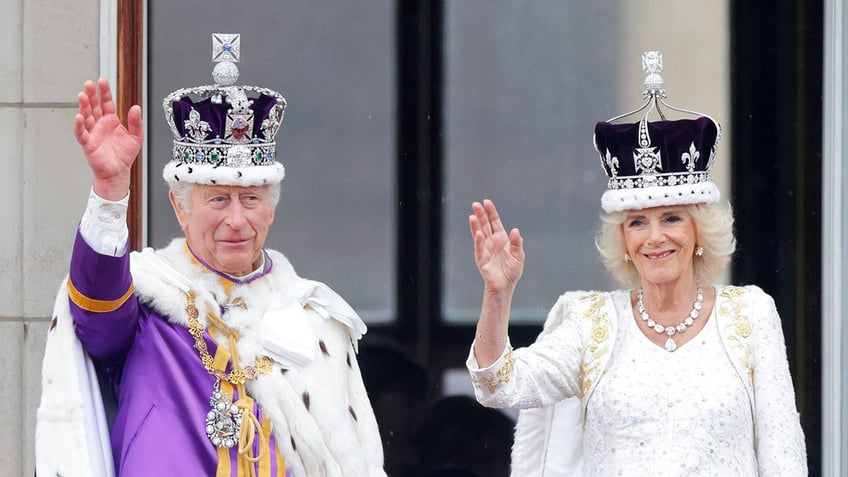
xmin=170 ymin=94 xmax=279 ymax=143
xmin=593 ymin=116 xmax=721 ymax=213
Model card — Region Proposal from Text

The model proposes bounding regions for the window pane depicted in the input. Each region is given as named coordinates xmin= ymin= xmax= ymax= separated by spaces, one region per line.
xmin=148 ymin=1 xmax=396 ymax=322
xmin=443 ymin=1 xmax=623 ymax=322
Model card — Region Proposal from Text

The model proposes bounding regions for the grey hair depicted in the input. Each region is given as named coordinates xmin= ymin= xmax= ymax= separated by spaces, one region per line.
xmin=168 ymin=181 xmax=282 ymax=212
xmin=594 ymin=202 xmax=736 ymax=287
xmin=169 ymin=181 xmax=195 ymax=212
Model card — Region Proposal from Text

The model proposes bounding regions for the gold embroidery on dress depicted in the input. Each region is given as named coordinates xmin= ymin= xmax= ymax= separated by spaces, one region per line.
xmin=480 ymin=346 xmax=515 ymax=392
xmin=719 ymin=286 xmax=754 ymax=381
xmin=580 ymin=292 xmax=611 ymax=396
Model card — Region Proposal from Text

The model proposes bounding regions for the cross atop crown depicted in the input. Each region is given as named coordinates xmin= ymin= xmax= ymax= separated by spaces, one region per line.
xmin=213 ymin=33 xmax=240 ymax=63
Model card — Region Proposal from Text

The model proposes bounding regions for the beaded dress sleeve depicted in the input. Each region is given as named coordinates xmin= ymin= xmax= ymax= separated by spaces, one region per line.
xmin=747 ymin=287 xmax=808 ymax=475
xmin=466 ymin=293 xmax=586 ymax=409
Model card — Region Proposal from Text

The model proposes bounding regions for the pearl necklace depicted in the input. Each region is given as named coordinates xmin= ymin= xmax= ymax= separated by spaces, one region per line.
xmin=637 ymin=282 xmax=704 ymax=352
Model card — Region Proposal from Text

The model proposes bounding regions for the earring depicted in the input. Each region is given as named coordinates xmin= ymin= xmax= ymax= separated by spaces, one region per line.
xmin=695 ymin=246 xmax=704 ymax=257
xmin=624 ymin=254 xmax=631 ymax=262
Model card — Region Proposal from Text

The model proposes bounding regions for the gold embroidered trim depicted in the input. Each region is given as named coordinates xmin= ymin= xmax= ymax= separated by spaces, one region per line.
xmin=719 ymin=286 xmax=754 ymax=381
xmin=580 ymin=292 xmax=611 ymax=396
xmin=480 ymin=346 xmax=515 ymax=393
xmin=67 ymin=277 xmax=134 ymax=313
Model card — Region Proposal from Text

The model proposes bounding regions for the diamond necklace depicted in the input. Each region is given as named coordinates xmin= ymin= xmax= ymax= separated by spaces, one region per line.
xmin=637 ymin=282 xmax=704 ymax=352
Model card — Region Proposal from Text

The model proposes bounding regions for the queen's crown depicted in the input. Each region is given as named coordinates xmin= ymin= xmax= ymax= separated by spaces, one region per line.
xmin=593 ymin=51 xmax=722 ymax=213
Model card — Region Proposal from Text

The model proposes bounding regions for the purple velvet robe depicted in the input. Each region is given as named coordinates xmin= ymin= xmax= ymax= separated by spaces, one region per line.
xmin=69 ymin=231 xmax=287 ymax=476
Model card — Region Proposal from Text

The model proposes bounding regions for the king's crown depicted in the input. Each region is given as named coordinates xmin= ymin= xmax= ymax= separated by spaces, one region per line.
xmin=162 ymin=34 xmax=287 ymax=186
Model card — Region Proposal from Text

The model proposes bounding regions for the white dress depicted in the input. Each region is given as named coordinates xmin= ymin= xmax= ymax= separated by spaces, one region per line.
xmin=467 ymin=286 xmax=807 ymax=477
xmin=584 ymin=292 xmax=756 ymax=476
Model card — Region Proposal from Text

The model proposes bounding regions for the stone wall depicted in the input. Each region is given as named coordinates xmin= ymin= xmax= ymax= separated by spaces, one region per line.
xmin=0 ymin=0 xmax=101 ymax=474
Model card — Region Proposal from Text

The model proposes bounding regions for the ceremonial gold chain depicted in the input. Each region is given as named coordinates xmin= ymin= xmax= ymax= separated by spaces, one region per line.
xmin=185 ymin=293 xmax=273 ymax=385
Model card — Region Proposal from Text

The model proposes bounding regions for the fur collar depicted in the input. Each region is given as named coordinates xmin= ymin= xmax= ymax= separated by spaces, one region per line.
xmin=129 ymin=239 xmax=380 ymax=476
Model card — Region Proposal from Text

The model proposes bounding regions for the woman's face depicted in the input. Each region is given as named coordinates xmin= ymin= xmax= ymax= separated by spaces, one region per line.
xmin=622 ymin=205 xmax=698 ymax=287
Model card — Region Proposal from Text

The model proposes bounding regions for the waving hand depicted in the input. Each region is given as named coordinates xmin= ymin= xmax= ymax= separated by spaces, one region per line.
xmin=469 ymin=199 xmax=525 ymax=293
xmin=73 ymin=78 xmax=143 ymax=201
xmin=469 ymin=199 xmax=525 ymax=365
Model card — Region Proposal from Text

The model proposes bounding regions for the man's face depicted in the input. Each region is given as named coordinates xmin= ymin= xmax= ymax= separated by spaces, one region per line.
xmin=170 ymin=184 xmax=276 ymax=276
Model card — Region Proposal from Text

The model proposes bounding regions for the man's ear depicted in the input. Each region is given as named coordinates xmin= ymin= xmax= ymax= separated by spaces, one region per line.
xmin=169 ymin=190 xmax=189 ymax=229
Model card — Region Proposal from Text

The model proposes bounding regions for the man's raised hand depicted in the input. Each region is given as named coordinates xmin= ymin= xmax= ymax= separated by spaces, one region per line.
xmin=73 ymin=78 xmax=143 ymax=200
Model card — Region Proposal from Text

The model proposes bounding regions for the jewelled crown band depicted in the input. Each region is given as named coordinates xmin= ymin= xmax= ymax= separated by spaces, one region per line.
xmin=162 ymin=33 xmax=287 ymax=187
xmin=593 ymin=51 xmax=722 ymax=213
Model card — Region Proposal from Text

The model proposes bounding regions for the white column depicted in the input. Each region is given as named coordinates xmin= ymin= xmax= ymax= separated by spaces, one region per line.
xmin=822 ymin=0 xmax=846 ymax=474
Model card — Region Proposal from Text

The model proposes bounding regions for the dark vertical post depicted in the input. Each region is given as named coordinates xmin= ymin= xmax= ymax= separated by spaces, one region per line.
xmin=117 ymin=0 xmax=145 ymax=251
xmin=730 ymin=1 xmax=822 ymax=473
xmin=396 ymin=0 xmax=445 ymax=364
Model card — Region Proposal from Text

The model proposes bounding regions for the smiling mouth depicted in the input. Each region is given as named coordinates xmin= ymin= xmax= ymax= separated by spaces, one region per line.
xmin=220 ymin=238 xmax=252 ymax=245
xmin=644 ymin=250 xmax=674 ymax=260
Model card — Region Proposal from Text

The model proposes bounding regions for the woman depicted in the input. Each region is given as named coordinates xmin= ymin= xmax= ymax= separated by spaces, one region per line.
xmin=465 ymin=112 xmax=808 ymax=474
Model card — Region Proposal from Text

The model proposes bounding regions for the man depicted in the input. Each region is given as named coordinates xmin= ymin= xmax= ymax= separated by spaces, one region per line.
xmin=36 ymin=34 xmax=386 ymax=477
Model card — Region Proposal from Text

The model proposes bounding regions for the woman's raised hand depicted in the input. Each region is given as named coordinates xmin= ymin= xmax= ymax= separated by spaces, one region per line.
xmin=73 ymin=78 xmax=143 ymax=201
xmin=469 ymin=199 xmax=525 ymax=293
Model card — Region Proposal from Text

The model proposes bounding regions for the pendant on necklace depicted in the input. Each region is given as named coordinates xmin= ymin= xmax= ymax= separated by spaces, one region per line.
xmin=205 ymin=381 xmax=242 ymax=448
xmin=638 ymin=282 xmax=703 ymax=353
xmin=664 ymin=337 xmax=678 ymax=352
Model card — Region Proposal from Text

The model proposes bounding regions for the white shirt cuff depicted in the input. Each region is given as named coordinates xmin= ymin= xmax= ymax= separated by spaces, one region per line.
xmin=79 ymin=188 xmax=129 ymax=257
